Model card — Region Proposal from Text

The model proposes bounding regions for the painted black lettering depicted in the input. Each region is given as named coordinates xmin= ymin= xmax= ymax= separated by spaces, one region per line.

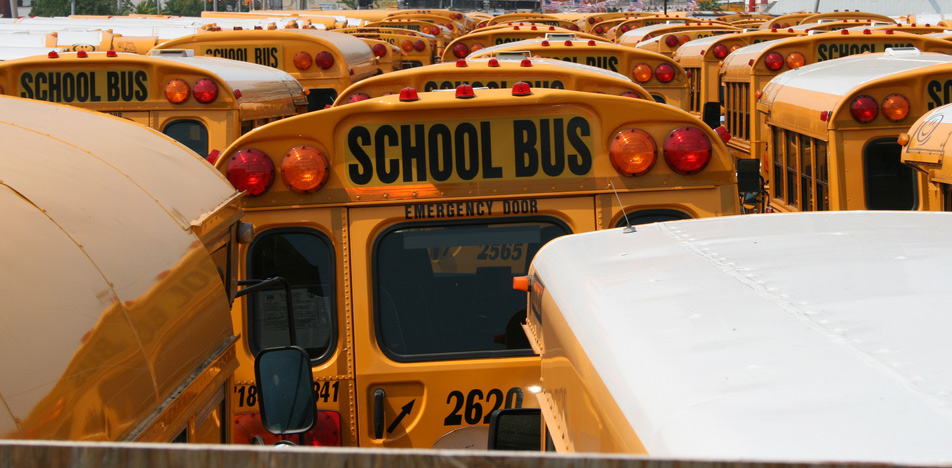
xmin=347 ymin=126 xmax=373 ymax=185
xmin=401 ymin=124 xmax=426 ymax=182
xmin=61 ymin=73 xmax=75 ymax=103
xmin=134 ymin=70 xmax=147 ymax=100
xmin=19 ymin=73 xmax=33 ymax=99
xmin=480 ymin=121 xmax=502 ymax=178
xmin=567 ymin=117 xmax=592 ymax=175
xmin=428 ymin=124 xmax=453 ymax=181
xmin=454 ymin=122 xmax=479 ymax=180
xmin=375 ymin=125 xmax=399 ymax=183
xmin=513 ymin=120 xmax=538 ymax=177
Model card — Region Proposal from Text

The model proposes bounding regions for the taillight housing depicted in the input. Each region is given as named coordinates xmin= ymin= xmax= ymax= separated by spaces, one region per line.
xmin=293 ymin=51 xmax=312 ymax=70
xmin=193 ymin=78 xmax=218 ymax=103
xmin=655 ymin=63 xmax=675 ymax=83
xmin=882 ymin=93 xmax=909 ymax=122
xmin=413 ymin=40 xmax=426 ymax=52
xmin=850 ymin=95 xmax=878 ymax=123
xmin=594 ymin=25 xmax=604 ymax=34
xmin=764 ymin=52 xmax=784 ymax=71
xmin=164 ymin=79 xmax=190 ymax=103
xmin=372 ymin=43 xmax=388 ymax=57
xmin=281 ymin=145 xmax=330 ymax=193
xmin=664 ymin=34 xmax=679 ymax=47
xmin=712 ymin=44 xmax=728 ymax=59
xmin=785 ymin=51 xmax=805 ymax=69
xmin=610 ymin=128 xmax=657 ymax=176
xmin=315 ymin=51 xmax=334 ymax=69
xmin=633 ymin=63 xmax=652 ymax=82
xmin=452 ymin=42 xmax=469 ymax=58
xmin=226 ymin=148 xmax=275 ymax=196
xmin=663 ymin=126 xmax=712 ymax=175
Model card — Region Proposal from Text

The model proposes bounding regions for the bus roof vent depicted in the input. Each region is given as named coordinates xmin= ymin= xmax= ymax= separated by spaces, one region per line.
xmin=544 ymin=33 xmax=576 ymax=40
xmin=148 ymin=49 xmax=195 ymax=57
xmin=884 ymin=47 xmax=922 ymax=56
xmin=495 ymin=50 xmax=530 ymax=61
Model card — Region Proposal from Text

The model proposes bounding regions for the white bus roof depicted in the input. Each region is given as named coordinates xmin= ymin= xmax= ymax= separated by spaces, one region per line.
xmin=531 ymin=211 xmax=952 ymax=464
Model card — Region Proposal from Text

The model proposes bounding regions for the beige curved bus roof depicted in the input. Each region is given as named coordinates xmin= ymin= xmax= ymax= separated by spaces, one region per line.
xmin=0 ymin=95 xmax=239 ymax=440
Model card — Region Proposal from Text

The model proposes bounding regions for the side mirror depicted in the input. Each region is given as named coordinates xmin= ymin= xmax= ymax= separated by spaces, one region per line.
xmin=254 ymin=346 xmax=317 ymax=435
xmin=736 ymin=158 xmax=762 ymax=194
xmin=487 ymin=408 xmax=541 ymax=451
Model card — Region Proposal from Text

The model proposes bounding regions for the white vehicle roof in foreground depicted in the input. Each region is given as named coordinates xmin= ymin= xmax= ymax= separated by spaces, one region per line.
xmin=531 ymin=211 xmax=952 ymax=464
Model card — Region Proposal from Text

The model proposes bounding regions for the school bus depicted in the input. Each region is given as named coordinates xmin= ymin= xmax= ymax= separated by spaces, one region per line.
xmin=491 ymin=210 xmax=952 ymax=463
xmin=626 ymin=27 xmax=741 ymax=57
xmin=900 ymin=102 xmax=952 ymax=210
xmin=607 ymin=17 xmax=730 ymax=42
xmin=719 ymin=30 xmax=952 ymax=168
xmin=364 ymin=19 xmax=454 ymax=58
xmin=385 ymin=9 xmax=478 ymax=32
xmin=756 ymin=49 xmax=952 ymax=213
xmin=0 ymin=50 xmax=307 ymax=160
xmin=574 ymin=12 xmax=655 ymax=33
xmin=441 ymin=25 xmax=603 ymax=61
xmin=337 ymin=27 xmax=437 ymax=68
xmin=152 ymin=29 xmax=378 ymax=111
xmin=334 ymin=56 xmax=653 ymax=105
xmin=468 ymin=37 xmax=690 ymax=109
xmin=216 ymin=84 xmax=741 ymax=448
xmin=0 ymin=93 xmax=244 ymax=442
xmin=674 ymin=28 xmax=804 ymax=116
xmin=484 ymin=12 xmax=564 ymax=27
xmin=350 ymin=36 xmax=403 ymax=74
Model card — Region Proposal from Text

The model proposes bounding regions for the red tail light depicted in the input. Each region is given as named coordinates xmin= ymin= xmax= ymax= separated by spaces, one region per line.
xmin=315 ymin=51 xmax=334 ymax=69
xmin=226 ymin=148 xmax=275 ymax=196
xmin=413 ymin=40 xmax=426 ymax=51
xmin=764 ymin=52 xmax=784 ymax=71
xmin=850 ymin=95 xmax=878 ymax=123
xmin=655 ymin=63 xmax=675 ymax=83
xmin=712 ymin=44 xmax=728 ymax=59
xmin=663 ymin=126 xmax=712 ymax=175
xmin=193 ymin=79 xmax=218 ymax=103
xmin=372 ymin=43 xmax=388 ymax=57
xmin=664 ymin=34 xmax=679 ymax=47
xmin=452 ymin=42 xmax=469 ymax=58
xmin=347 ymin=93 xmax=371 ymax=103
xmin=594 ymin=25 xmax=604 ymax=34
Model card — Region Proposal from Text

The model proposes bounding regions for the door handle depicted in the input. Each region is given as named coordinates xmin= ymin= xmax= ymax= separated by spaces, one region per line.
xmin=373 ymin=388 xmax=386 ymax=439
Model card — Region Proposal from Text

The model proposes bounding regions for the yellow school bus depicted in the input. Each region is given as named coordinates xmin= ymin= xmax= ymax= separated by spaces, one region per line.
xmin=674 ymin=28 xmax=804 ymax=116
xmin=152 ymin=29 xmax=378 ymax=111
xmin=468 ymin=37 xmax=690 ymax=109
xmin=334 ymin=56 xmax=653 ymax=105
xmin=365 ymin=19 xmax=454 ymax=58
xmin=385 ymin=9 xmax=478 ymax=32
xmin=485 ymin=12 xmax=564 ymax=27
xmin=757 ymin=49 xmax=952 ymax=213
xmin=626 ymin=27 xmax=741 ymax=57
xmin=350 ymin=36 xmax=403 ymax=74
xmin=337 ymin=27 xmax=438 ymax=68
xmin=575 ymin=12 xmax=655 ymax=33
xmin=217 ymin=84 xmax=740 ymax=448
xmin=379 ymin=13 xmax=468 ymax=39
xmin=0 ymin=50 xmax=306 ymax=160
xmin=1 ymin=94 xmax=244 ymax=442
xmin=441 ymin=25 xmax=603 ymax=61
xmin=798 ymin=11 xmax=897 ymax=25
xmin=491 ymin=210 xmax=952 ymax=463
xmin=900 ymin=102 xmax=952 ymax=210
xmin=719 ymin=30 xmax=952 ymax=167
xmin=607 ymin=17 xmax=730 ymax=42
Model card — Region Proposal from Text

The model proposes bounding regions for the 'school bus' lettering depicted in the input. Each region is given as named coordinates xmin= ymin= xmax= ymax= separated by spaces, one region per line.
xmin=19 ymin=69 xmax=148 ymax=103
xmin=204 ymin=46 xmax=282 ymax=68
xmin=816 ymin=42 xmax=914 ymax=61
xmin=556 ymin=55 xmax=619 ymax=72
xmin=927 ymin=78 xmax=952 ymax=109
xmin=345 ymin=116 xmax=594 ymax=186
xmin=423 ymin=79 xmax=565 ymax=90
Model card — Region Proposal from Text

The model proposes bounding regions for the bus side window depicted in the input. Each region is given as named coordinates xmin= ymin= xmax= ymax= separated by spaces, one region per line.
xmin=164 ymin=119 xmax=209 ymax=157
xmin=772 ymin=126 xmax=784 ymax=202
xmin=247 ymin=228 xmax=337 ymax=363
xmin=864 ymin=138 xmax=918 ymax=210
xmin=815 ymin=140 xmax=829 ymax=211
xmin=785 ymin=130 xmax=799 ymax=208
xmin=241 ymin=120 xmax=255 ymax=135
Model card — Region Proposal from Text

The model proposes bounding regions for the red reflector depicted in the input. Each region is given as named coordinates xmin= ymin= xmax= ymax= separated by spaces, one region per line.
xmin=663 ymin=126 xmax=712 ymax=175
xmin=234 ymin=89 xmax=242 ymax=99
xmin=315 ymin=51 xmax=334 ymax=69
xmin=226 ymin=148 xmax=275 ymax=196
xmin=400 ymin=87 xmax=419 ymax=101
xmin=206 ymin=149 xmax=221 ymax=164
xmin=193 ymin=78 xmax=219 ymax=104
xmin=714 ymin=125 xmax=731 ymax=143
xmin=820 ymin=110 xmax=829 ymax=121
xmin=455 ymin=84 xmax=475 ymax=99
xmin=347 ymin=93 xmax=370 ymax=103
